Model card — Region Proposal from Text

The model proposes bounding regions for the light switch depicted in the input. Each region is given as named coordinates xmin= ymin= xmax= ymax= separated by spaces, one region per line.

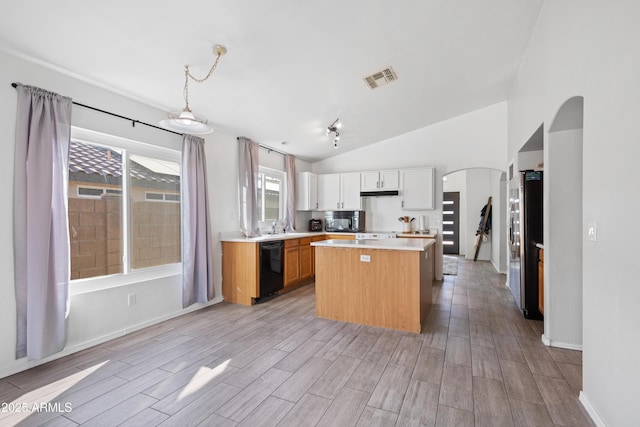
xmin=587 ymin=222 xmax=598 ymax=242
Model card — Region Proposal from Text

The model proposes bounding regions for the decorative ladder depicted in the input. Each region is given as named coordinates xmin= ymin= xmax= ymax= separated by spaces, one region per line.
xmin=474 ymin=196 xmax=492 ymax=262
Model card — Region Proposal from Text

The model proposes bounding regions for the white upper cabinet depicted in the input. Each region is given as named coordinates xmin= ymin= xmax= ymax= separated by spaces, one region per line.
xmin=380 ymin=170 xmax=400 ymax=190
xmin=296 ymin=172 xmax=318 ymax=211
xmin=360 ymin=170 xmax=399 ymax=191
xmin=318 ymin=173 xmax=340 ymax=210
xmin=361 ymin=172 xmax=380 ymax=191
xmin=318 ymin=172 xmax=361 ymax=210
xmin=341 ymin=172 xmax=362 ymax=210
xmin=401 ymin=168 xmax=435 ymax=210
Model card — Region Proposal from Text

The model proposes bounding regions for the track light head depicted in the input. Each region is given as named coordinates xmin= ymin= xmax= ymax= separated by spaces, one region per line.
xmin=326 ymin=118 xmax=341 ymax=148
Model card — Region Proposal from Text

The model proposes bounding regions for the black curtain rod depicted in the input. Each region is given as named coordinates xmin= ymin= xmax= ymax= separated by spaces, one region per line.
xmin=236 ymin=136 xmax=289 ymax=157
xmin=11 ymin=82 xmax=183 ymax=136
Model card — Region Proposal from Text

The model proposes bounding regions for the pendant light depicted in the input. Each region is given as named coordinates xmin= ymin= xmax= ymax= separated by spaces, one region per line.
xmin=159 ymin=45 xmax=227 ymax=134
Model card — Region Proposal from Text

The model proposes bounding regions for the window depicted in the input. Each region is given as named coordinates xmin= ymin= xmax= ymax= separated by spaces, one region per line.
xmin=145 ymin=192 xmax=181 ymax=202
xmin=77 ymin=186 xmax=123 ymax=198
xmin=257 ymin=167 xmax=285 ymax=225
xmin=68 ymin=128 xmax=181 ymax=281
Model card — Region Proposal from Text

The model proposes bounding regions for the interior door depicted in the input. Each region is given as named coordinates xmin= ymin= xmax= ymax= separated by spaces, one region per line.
xmin=442 ymin=192 xmax=460 ymax=254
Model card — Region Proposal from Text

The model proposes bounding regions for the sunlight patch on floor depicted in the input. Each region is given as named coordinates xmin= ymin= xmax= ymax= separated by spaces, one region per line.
xmin=177 ymin=359 xmax=231 ymax=401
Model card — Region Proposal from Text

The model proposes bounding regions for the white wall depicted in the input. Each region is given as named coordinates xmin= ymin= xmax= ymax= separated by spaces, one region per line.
xmin=507 ymin=1 xmax=640 ymax=425
xmin=0 ymin=49 xmax=249 ymax=377
xmin=544 ymin=128 xmax=583 ymax=348
xmin=516 ymin=150 xmax=543 ymax=173
xmin=312 ymin=102 xmax=508 ymax=234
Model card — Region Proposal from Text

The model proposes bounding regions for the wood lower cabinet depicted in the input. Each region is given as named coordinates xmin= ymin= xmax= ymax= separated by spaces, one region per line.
xmin=284 ymin=239 xmax=300 ymax=287
xmin=325 ymin=234 xmax=355 ymax=240
xmin=223 ymin=234 xmax=345 ymax=305
xmin=538 ymin=248 xmax=544 ymax=315
xmin=284 ymin=237 xmax=315 ymax=288
xmin=222 ymin=242 xmax=259 ymax=306
xmin=299 ymin=238 xmax=313 ymax=280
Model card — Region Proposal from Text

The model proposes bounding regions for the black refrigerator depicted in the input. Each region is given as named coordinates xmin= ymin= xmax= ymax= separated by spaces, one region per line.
xmin=508 ymin=170 xmax=543 ymax=319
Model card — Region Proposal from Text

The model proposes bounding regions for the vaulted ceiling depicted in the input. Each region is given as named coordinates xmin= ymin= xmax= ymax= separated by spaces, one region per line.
xmin=0 ymin=0 xmax=544 ymax=162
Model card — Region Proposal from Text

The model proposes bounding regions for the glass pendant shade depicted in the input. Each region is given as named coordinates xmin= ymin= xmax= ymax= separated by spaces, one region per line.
xmin=159 ymin=108 xmax=214 ymax=134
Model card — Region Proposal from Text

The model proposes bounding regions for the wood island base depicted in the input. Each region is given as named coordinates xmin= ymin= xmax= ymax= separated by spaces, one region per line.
xmin=314 ymin=243 xmax=434 ymax=333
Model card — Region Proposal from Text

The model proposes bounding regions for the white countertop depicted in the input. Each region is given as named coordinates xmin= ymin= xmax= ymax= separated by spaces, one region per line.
xmin=220 ymin=231 xmax=327 ymax=243
xmin=220 ymin=229 xmax=437 ymax=243
xmin=312 ymin=238 xmax=435 ymax=251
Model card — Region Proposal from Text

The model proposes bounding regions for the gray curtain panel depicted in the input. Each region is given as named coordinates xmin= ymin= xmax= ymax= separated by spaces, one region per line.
xmin=13 ymin=84 xmax=72 ymax=360
xmin=284 ymin=154 xmax=296 ymax=232
xmin=181 ymin=135 xmax=215 ymax=308
xmin=237 ymin=137 xmax=260 ymax=237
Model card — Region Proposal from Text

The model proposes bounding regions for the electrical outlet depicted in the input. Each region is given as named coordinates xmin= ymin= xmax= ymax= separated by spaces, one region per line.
xmin=127 ymin=293 xmax=136 ymax=307
xmin=587 ymin=222 xmax=598 ymax=242
xmin=360 ymin=254 xmax=371 ymax=262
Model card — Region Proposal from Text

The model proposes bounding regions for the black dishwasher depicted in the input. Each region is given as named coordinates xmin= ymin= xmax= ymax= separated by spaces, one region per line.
xmin=258 ymin=240 xmax=284 ymax=302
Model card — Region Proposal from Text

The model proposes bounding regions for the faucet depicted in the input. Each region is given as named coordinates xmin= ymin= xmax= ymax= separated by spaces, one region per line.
xmin=272 ymin=221 xmax=277 ymax=234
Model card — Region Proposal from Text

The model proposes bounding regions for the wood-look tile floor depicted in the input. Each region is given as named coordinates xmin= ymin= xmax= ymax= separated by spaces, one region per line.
xmin=0 ymin=259 xmax=594 ymax=426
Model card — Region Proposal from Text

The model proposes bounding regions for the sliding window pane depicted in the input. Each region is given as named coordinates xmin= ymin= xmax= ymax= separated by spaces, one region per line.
xmin=129 ymin=154 xmax=181 ymax=269
xmin=68 ymin=141 xmax=123 ymax=279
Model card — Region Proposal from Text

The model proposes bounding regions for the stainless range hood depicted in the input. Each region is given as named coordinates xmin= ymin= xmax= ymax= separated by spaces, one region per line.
xmin=360 ymin=190 xmax=399 ymax=197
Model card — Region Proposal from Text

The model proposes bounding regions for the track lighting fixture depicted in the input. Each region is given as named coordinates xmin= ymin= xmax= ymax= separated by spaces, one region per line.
xmin=159 ymin=44 xmax=227 ymax=134
xmin=326 ymin=118 xmax=341 ymax=149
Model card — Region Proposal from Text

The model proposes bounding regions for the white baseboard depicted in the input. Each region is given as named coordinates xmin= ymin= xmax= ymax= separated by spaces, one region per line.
xmin=579 ymin=391 xmax=606 ymax=427
xmin=490 ymin=259 xmax=507 ymax=274
xmin=541 ymin=334 xmax=583 ymax=351
xmin=0 ymin=296 xmax=224 ymax=380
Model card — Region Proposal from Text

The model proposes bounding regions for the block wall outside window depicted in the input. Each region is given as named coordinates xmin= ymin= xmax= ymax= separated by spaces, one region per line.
xmin=68 ymin=196 xmax=122 ymax=280
xmin=130 ymin=199 xmax=181 ymax=269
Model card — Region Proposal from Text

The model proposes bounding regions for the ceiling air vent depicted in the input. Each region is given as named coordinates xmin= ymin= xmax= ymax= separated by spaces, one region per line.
xmin=364 ymin=67 xmax=398 ymax=89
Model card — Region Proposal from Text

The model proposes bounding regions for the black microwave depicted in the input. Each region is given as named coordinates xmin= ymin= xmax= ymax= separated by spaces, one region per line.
xmin=324 ymin=210 xmax=365 ymax=232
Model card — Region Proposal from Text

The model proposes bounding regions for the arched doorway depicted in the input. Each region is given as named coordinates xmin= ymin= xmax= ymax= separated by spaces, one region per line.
xmin=543 ymin=96 xmax=584 ymax=349
xmin=442 ymin=168 xmax=507 ymax=272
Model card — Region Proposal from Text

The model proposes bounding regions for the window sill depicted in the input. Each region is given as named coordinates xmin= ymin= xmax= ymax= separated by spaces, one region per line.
xmin=70 ymin=263 xmax=181 ymax=296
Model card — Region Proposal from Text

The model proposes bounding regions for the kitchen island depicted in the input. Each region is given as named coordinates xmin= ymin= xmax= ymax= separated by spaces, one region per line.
xmin=311 ymin=238 xmax=435 ymax=333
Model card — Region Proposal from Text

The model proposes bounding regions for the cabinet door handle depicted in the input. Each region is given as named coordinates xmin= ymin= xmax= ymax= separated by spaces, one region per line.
xmin=337 ymin=202 xmax=340 ymax=209
xmin=381 ymin=180 xmax=384 ymax=188
xmin=341 ymin=202 xmax=344 ymax=208
xmin=401 ymin=201 xmax=404 ymax=208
